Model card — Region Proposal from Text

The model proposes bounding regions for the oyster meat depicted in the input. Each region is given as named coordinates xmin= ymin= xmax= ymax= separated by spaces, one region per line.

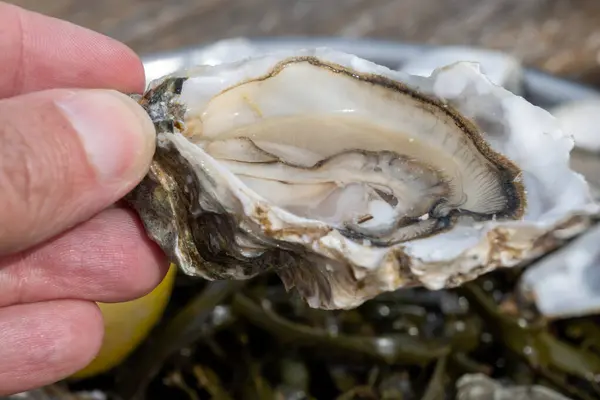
xmin=128 ymin=48 xmax=598 ymax=309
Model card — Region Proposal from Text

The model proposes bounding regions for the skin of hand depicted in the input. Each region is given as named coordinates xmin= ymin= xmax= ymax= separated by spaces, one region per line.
xmin=0 ymin=2 xmax=169 ymax=395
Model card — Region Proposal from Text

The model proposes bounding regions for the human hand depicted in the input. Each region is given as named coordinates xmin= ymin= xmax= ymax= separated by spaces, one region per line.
xmin=0 ymin=2 xmax=168 ymax=395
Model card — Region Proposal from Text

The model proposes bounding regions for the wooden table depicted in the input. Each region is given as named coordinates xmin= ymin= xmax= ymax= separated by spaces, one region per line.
xmin=7 ymin=0 xmax=600 ymax=85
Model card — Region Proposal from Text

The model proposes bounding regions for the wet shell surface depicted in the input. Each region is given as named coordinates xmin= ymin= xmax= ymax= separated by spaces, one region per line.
xmin=127 ymin=47 xmax=599 ymax=309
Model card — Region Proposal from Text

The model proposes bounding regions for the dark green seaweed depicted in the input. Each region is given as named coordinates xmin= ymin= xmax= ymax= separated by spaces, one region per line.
xmin=15 ymin=242 xmax=600 ymax=400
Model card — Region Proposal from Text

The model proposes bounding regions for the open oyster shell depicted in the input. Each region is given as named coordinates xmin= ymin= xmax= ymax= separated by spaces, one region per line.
xmin=456 ymin=374 xmax=572 ymax=400
xmin=127 ymin=48 xmax=598 ymax=309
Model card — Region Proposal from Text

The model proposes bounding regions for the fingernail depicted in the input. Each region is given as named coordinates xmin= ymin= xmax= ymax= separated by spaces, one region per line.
xmin=56 ymin=90 xmax=156 ymax=182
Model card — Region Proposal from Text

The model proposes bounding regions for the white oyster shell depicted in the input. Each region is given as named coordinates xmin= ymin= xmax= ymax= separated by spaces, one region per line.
xmin=518 ymin=222 xmax=600 ymax=319
xmin=399 ymin=46 xmax=524 ymax=94
xmin=551 ymin=98 xmax=600 ymax=153
xmin=550 ymin=98 xmax=600 ymax=200
xmin=131 ymin=47 xmax=599 ymax=310
xmin=456 ymin=374 xmax=572 ymax=400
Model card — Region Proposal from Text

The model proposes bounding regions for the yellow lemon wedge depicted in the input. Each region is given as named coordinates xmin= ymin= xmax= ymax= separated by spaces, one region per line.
xmin=70 ymin=263 xmax=177 ymax=379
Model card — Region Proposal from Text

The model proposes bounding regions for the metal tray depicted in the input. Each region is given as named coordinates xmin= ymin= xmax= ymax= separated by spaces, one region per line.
xmin=140 ymin=37 xmax=600 ymax=109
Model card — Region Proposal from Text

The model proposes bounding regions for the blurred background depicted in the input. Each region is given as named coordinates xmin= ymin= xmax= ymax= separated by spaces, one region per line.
xmin=7 ymin=0 xmax=600 ymax=85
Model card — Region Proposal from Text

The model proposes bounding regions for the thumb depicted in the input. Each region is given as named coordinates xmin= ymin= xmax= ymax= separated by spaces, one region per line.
xmin=0 ymin=88 xmax=155 ymax=254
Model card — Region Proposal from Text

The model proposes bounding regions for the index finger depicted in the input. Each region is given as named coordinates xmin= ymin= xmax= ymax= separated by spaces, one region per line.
xmin=0 ymin=2 xmax=145 ymax=99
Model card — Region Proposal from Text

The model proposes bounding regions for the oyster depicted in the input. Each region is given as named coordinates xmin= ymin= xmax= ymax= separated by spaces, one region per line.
xmin=518 ymin=222 xmax=600 ymax=319
xmin=399 ymin=46 xmax=524 ymax=95
xmin=551 ymin=98 xmax=600 ymax=153
xmin=127 ymin=48 xmax=598 ymax=309
xmin=456 ymin=374 xmax=572 ymax=400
